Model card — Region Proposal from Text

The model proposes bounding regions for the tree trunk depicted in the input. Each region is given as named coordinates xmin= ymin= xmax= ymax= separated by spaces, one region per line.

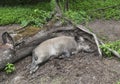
xmin=64 ymin=0 xmax=69 ymax=11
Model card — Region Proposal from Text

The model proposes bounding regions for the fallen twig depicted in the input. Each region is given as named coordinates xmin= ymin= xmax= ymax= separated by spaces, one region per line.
xmin=100 ymin=41 xmax=120 ymax=58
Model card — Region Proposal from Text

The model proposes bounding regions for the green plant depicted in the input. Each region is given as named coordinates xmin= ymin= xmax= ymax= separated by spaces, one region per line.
xmin=64 ymin=10 xmax=90 ymax=24
xmin=100 ymin=45 xmax=112 ymax=57
xmin=100 ymin=40 xmax=120 ymax=57
xmin=21 ymin=9 xmax=50 ymax=27
xmin=69 ymin=0 xmax=120 ymax=20
xmin=1 ymin=0 xmax=120 ymax=26
xmin=0 ymin=2 xmax=51 ymax=26
xmin=5 ymin=63 xmax=15 ymax=74
xmin=50 ymin=0 xmax=56 ymax=10
xmin=117 ymin=81 xmax=120 ymax=84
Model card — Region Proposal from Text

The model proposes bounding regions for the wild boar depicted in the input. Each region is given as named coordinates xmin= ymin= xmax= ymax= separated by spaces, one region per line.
xmin=30 ymin=36 xmax=91 ymax=74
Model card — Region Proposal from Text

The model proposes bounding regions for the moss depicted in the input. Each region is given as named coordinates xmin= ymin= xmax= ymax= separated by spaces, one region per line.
xmin=14 ymin=26 xmax=40 ymax=41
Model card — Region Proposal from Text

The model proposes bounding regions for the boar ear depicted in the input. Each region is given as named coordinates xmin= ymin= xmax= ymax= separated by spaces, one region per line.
xmin=2 ymin=32 xmax=15 ymax=49
xmin=74 ymin=35 xmax=85 ymax=42
xmin=34 ymin=55 xmax=38 ymax=60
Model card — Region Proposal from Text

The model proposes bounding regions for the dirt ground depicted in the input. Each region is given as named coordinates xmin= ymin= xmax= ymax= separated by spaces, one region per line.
xmin=0 ymin=20 xmax=120 ymax=84
xmin=87 ymin=20 xmax=120 ymax=42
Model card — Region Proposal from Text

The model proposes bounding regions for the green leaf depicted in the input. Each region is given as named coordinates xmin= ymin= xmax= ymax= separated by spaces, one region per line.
xmin=21 ymin=20 xmax=29 ymax=27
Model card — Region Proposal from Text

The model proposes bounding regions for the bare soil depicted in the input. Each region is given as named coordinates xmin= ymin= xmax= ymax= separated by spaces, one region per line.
xmin=0 ymin=20 xmax=120 ymax=84
xmin=87 ymin=20 xmax=120 ymax=42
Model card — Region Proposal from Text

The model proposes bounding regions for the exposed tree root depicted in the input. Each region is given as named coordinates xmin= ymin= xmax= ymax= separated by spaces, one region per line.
xmin=76 ymin=25 xmax=102 ymax=57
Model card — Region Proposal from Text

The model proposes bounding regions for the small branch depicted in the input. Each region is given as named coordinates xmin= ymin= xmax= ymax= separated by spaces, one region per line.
xmin=100 ymin=41 xmax=120 ymax=58
xmin=108 ymin=48 xmax=120 ymax=58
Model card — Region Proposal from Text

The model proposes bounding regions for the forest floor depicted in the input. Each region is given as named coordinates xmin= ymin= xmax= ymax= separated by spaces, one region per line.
xmin=0 ymin=20 xmax=120 ymax=84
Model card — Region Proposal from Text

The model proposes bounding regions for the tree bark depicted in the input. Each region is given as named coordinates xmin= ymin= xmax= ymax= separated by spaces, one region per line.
xmin=64 ymin=0 xmax=69 ymax=11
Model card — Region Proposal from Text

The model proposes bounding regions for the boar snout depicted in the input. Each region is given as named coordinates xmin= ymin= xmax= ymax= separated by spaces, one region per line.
xmin=30 ymin=65 xmax=38 ymax=74
xmin=30 ymin=62 xmax=39 ymax=74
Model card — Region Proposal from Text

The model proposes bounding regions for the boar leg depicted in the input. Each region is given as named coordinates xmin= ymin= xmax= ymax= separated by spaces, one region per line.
xmin=29 ymin=55 xmax=39 ymax=74
xmin=58 ymin=50 xmax=70 ymax=59
xmin=30 ymin=64 xmax=39 ymax=74
xmin=30 ymin=58 xmax=39 ymax=74
xmin=83 ymin=49 xmax=95 ymax=53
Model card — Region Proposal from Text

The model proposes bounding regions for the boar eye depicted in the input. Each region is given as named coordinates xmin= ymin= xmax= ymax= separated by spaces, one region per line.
xmin=34 ymin=56 xmax=38 ymax=60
